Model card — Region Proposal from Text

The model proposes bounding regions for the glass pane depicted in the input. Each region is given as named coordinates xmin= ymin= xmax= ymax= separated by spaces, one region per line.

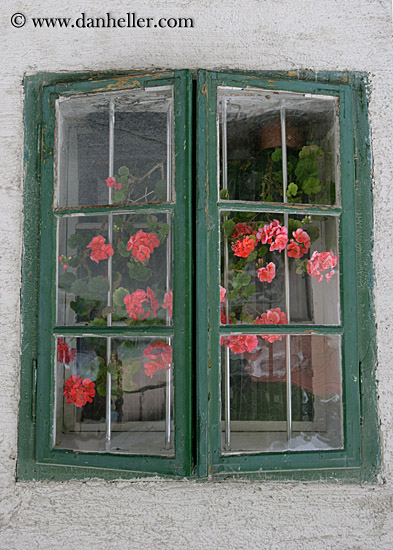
xmin=56 ymin=87 xmax=174 ymax=207
xmin=220 ymin=334 xmax=343 ymax=453
xmin=54 ymin=336 xmax=174 ymax=455
xmin=290 ymin=335 xmax=343 ymax=451
xmin=220 ymin=212 xmax=339 ymax=325
xmin=218 ymin=87 xmax=339 ymax=206
xmin=57 ymin=212 xmax=173 ymax=326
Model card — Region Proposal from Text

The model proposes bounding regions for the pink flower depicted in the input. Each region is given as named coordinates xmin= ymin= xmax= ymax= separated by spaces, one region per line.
xmin=127 ymin=230 xmax=160 ymax=263
xmin=256 ymin=262 xmax=276 ymax=283
xmin=220 ymin=286 xmax=226 ymax=303
xmin=163 ymin=290 xmax=173 ymax=318
xmin=221 ymin=334 xmax=258 ymax=354
xmin=232 ymin=236 xmax=256 ymax=258
xmin=57 ymin=338 xmax=76 ymax=365
xmin=254 ymin=307 xmax=287 ymax=343
xmin=124 ymin=289 xmax=149 ymax=321
xmin=143 ymin=341 xmax=173 ymax=379
xmin=106 ymin=176 xmax=122 ymax=190
xmin=232 ymin=222 xmax=254 ymax=239
xmin=287 ymin=228 xmax=310 ymax=259
xmin=260 ymin=220 xmax=288 ymax=252
xmin=307 ymin=251 xmax=338 ymax=283
xmin=146 ymin=287 xmax=159 ymax=317
xmin=63 ymin=375 xmax=95 ymax=408
xmin=87 ymin=235 xmax=114 ymax=263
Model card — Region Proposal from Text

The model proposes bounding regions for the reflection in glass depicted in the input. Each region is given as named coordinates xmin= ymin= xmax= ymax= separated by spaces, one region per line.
xmin=218 ymin=88 xmax=339 ymax=206
xmin=220 ymin=334 xmax=342 ymax=453
xmin=220 ymin=213 xmax=339 ymax=326
xmin=56 ymin=87 xmax=174 ymax=207
xmin=57 ymin=212 xmax=173 ymax=327
xmin=54 ymin=336 xmax=174 ymax=455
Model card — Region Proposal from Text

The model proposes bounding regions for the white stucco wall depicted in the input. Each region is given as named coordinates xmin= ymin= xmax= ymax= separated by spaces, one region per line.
xmin=1 ymin=0 xmax=393 ymax=547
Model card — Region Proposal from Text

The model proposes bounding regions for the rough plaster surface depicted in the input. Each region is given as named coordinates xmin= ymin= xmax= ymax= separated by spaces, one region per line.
xmin=0 ymin=0 xmax=393 ymax=547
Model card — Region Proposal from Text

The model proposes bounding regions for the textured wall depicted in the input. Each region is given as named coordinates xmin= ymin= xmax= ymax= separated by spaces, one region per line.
xmin=1 ymin=0 xmax=393 ymax=547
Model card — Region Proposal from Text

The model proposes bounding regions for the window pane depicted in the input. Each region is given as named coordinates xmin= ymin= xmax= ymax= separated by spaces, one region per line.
xmin=57 ymin=212 xmax=173 ymax=326
xmin=56 ymin=87 xmax=174 ymax=207
xmin=218 ymin=88 xmax=339 ymax=206
xmin=220 ymin=212 xmax=340 ymax=325
xmin=54 ymin=336 xmax=174 ymax=455
xmin=220 ymin=334 xmax=343 ymax=453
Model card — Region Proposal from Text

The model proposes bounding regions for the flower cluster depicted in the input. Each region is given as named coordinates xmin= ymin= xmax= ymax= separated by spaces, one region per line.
xmin=143 ymin=341 xmax=173 ymax=379
xmin=307 ymin=251 xmax=338 ymax=283
xmin=232 ymin=222 xmax=254 ymax=239
xmin=106 ymin=176 xmax=122 ymax=191
xmin=287 ymin=228 xmax=311 ymax=259
xmin=57 ymin=338 xmax=76 ymax=366
xmin=163 ymin=290 xmax=173 ymax=318
xmin=127 ymin=230 xmax=160 ymax=263
xmin=254 ymin=307 xmax=288 ymax=343
xmin=257 ymin=220 xmax=288 ymax=253
xmin=63 ymin=375 xmax=96 ymax=408
xmin=256 ymin=262 xmax=276 ymax=283
xmin=232 ymin=235 xmax=256 ymax=258
xmin=124 ymin=287 xmax=159 ymax=321
xmin=87 ymin=235 xmax=114 ymax=264
xmin=221 ymin=334 xmax=259 ymax=354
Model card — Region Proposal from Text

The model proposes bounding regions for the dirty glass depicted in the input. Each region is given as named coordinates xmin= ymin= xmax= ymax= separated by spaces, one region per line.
xmin=220 ymin=212 xmax=340 ymax=326
xmin=218 ymin=88 xmax=339 ymax=206
xmin=56 ymin=212 xmax=173 ymax=327
xmin=54 ymin=336 xmax=174 ymax=455
xmin=220 ymin=334 xmax=343 ymax=453
xmin=56 ymin=87 xmax=174 ymax=207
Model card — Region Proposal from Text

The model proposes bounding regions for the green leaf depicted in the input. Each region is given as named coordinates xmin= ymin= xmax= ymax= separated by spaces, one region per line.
xmin=127 ymin=261 xmax=152 ymax=283
xmin=232 ymin=271 xmax=251 ymax=289
xmin=286 ymin=182 xmax=298 ymax=198
xmin=89 ymin=318 xmax=107 ymax=327
xmin=120 ymin=175 xmax=128 ymax=185
xmin=58 ymin=272 xmax=76 ymax=291
xmin=223 ymin=219 xmax=236 ymax=238
xmin=118 ymin=166 xmax=129 ymax=176
xmin=67 ymin=233 xmax=87 ymax=250
xmin=157 ymin=223 xmax=170 ymax=242
xmin=87 ymin=277 xmax=110 ymax=299
xmin=258 ymin=245 xmax=268 ymax=257
xmin=122 ymin=360 xmax=142 ymax=391
xmin=296 ymin=267 xmax=304 ymax=274
xmin=271 ymin=148 xmax=282 ymax=163
xmin=113 ymin=287 xmax=129 ymax=308
xmin=68 ymin=255 xmax=81 ymax=268
xmin=288 ymin=218 xmax=302 ymax=235
xmin=70 ymin=279 xmax=88 ymax=297
xmin=117 ymin=241 xmax=129 ymax=257
xmin=302 ymin=176 xmax=321 ymax=195
xmin=220 ymin=188 xmax=229 ymax=200
xmin=113 ymin=190 xmax=125 ymax=203
xmin=245 ymin=250 xmax=257 ymax=262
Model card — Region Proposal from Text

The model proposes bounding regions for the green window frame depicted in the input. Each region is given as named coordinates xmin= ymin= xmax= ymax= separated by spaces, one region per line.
xmin=18 ymin=70 xmax=379 ymax=481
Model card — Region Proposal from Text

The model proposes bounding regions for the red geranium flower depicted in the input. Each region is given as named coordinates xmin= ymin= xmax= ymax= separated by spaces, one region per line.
xmin=259 ymin=220 xmax=288 ymax=253
xmin=106 ymin=176 xmax=122 ymax=190
xmin=254 ymin=307 xmax=288 ymax=343
xmin=232 ymin=222 xmax=254 ymax=239
xmin=163 ymin=290 xmax=173 ymax=318
xmin=143 ymin=341 xmax=173 ymax=379
xmin=87 ymin=235 xmax=114 ymax=264
xmin=232 ymin=235 xmax=256 ymax=258
xmin=127 ymin=230 xmax=160 ymax=262
xmin=256 ymin=262 xmax=276 ymax=283
xmin=57 ymin=338 xmax=76 ymax=365
xmin=124 ymin=289 xmax=149 ymax=321
xmin=287 ymin=228 xmax=311 ymax=259
xmin=307 ymin=250 xmax=338 ymax=282
xmin=221 ymin=334 xmax=258 ymax=354
xmin=63 ymin=374 xmax=95 ymax=408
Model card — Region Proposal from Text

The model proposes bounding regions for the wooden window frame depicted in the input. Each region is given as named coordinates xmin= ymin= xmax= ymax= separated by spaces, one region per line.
xmin=18 ymin=70 xmax=379 ymax=482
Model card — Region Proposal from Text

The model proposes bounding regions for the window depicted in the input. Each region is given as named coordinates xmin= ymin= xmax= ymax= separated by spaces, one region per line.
xmin=18 ymin=71 xmax=379 ymax=481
